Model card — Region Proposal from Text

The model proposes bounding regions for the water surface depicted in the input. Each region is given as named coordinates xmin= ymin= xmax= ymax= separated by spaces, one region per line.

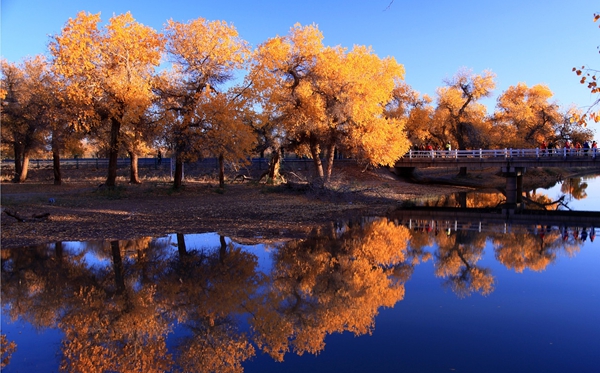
xmin=2 ymin=175 xmax=599 ymax=372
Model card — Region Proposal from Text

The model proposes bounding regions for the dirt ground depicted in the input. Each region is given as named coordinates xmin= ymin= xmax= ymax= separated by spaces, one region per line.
xmin=0 ymin=162 xmax=575 ymax=248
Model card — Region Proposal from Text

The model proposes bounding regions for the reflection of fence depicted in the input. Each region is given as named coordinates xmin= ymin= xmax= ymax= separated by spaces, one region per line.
xmin=399 ymin=217 xmax=599 ymax=238
xmin=390 ymin=207 xmax=600 ymax=226
xmin=389 ymin=207 xmax=600 ymax=241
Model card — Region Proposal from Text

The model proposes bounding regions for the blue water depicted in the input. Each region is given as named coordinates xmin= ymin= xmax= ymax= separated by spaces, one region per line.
xmin=243 ymin=237 xmax=600 ymax=373
xmin=2 ymin=175 xmax=599 ymax=373
xmin=541 ymin=174 xmax=600 ymax=211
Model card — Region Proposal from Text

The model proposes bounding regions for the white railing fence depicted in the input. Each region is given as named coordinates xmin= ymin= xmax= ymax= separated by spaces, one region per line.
xmin=406 ymin=148 xmax=598 ymax=159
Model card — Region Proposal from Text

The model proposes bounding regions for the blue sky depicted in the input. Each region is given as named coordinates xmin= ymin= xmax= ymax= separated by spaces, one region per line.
xmin=1 ymin=0 xmax=599 ymax=126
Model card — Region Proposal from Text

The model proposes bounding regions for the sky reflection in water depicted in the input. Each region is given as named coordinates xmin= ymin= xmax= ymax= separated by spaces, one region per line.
xmin=1 ymin=176 xmax=599 ymax=373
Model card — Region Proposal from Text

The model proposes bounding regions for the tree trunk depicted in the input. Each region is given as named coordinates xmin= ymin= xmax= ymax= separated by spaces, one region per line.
xmin=51 ymin=129 xmax=62 ymax=185
xmin=55 ymin=241 xmax=64 ymax=266
xmin=218 ymin=153 xmax=225 ymax=188
xmin=176 ymin=233 xmax=187 ymax=257
xmin=267 ymin=148 xmax=281 ymax=184
xmin=12 ymin=142 xmax=23 ymax=183
xmin=323 ymin=143 xmax=336 ymax=184
xmin=110 ymin=240 xmax=125 ymax=295
xmin=52 ymin=149 xmax=62 ymax=186
xmin=219 ymin=235 xmax=227 ymax=264
xmin=173 ymin=155 xmax=184 ymax=189
xmin=52 ymin=151 xmax=62 ymax=185
xmin=129 ymin=151 xmax=141 ymax=184
xmin=457 ymin=192 xmax=467 ymax=208
xmin=106 ymin=118 xmax=121 ymax=188
xmin=454 ymin=121 xmax=467 ymax=151
xmin=17 ymin=151 xmax=30 ymax=183
xmin=309 ymin=133 xmax=324 ymax=179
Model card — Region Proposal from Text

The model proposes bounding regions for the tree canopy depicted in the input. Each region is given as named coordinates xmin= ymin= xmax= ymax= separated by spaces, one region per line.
xmin=1 ymin=11 xmax=594 ymax=186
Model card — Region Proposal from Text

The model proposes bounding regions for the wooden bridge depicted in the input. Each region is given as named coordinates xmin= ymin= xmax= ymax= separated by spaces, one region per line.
xmin=395 ymin=148 xmax=599 ymax=169
xmin=395 ymin=148 xmax=600 ymax=206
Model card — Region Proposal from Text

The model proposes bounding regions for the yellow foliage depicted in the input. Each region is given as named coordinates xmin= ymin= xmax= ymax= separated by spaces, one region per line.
xmin=160 ymin=17 xmax=252 ymax=168
xmin=252 ymin=219 xmax=412 ymax=359
xmin=49 ymin=10 xmax=164 ymax=181
xmin=433 ymin=231 xmax=494 ymax=297
xmin=0 ymin=335 xmax=17 ymax=369
xmin=250 ymin=24 xmax=409 ymax=178
xmin=492 ymin=227 xmax=565 ymax=273
xmin=494 ymin=82 xmax=561 ymax=147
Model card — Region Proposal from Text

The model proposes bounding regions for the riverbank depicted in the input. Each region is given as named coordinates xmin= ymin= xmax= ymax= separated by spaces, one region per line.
xmin=0 ymin=164 xmax=591 ymax=248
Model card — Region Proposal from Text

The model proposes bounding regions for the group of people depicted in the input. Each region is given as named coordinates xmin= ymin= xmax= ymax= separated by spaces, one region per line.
xmin=413 ymin=144 xmax=443 ymax=152
xmin=561 ymin=227 xmax=596 ymax=242
xmin=408 ymin=140 xmax=598 ymax=158
xmin=539 ymin=140 xmax=597 ymax=156
xmin=413 ymin=142 xmax=453 ymax=152
xmin=410 ymin=142 xmax=454 ymax=158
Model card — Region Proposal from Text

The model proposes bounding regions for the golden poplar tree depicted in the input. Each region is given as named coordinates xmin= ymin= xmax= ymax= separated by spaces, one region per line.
xmin=494 ymin=83 xmax=562 ymax=147
xmin=386 ymin=82 xmax=435 ymax=147
xmin=158 ymin=17 xmax=250 ymax=189
xmin=50 ymin=11 xmax=163 ymax=187
xmin=435 ymin=68 xmax=495 ymax=150
xmin=313 ymin=45 xmax=410 ymax=180
xmin=250 ymin=24 xmax=409 ymax=184
xmin=247 ymin=24 xmax=324 ymax=181
xmin=0 ymin=56 xmax=55 ymax=183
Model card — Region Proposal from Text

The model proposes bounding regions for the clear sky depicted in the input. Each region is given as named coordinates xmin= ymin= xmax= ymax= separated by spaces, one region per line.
xmin=1 ymin=0 xmax=599 ymax=126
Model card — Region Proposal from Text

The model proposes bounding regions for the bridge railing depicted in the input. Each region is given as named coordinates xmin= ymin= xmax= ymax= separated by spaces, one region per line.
xmin=405 ymin=148 xmax=598 ymax=159
xmin=403 ymin=218 xmax=600 ymax=238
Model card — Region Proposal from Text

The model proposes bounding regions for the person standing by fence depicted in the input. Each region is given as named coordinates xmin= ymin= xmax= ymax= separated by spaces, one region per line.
xmin=541 ymin=141 xmax=547 ymax=156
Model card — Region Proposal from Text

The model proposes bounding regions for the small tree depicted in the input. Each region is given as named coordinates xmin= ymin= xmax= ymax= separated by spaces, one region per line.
xmin=198 ymin=90 xmax=256 ymax=188
xmin=0 ymin=57 xmax=53 ymax=183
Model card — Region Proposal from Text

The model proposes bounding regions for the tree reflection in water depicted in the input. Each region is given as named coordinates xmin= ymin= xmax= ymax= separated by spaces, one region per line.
xmin=0 ymin=214 xmax=592 ymax=372
xmin=250 ymin=219 xmax=415 ymax=360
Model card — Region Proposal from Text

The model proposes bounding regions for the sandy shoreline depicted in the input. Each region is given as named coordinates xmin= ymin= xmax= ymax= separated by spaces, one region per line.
xmin=1 ymin=164 xmax=591 ymax=248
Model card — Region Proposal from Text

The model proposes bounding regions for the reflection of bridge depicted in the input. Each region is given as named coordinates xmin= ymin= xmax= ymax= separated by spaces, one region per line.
xmin=395 ymin=148 xmax=600 ymax=205
xmin=388 ymin=207 xmax=600 ymax=235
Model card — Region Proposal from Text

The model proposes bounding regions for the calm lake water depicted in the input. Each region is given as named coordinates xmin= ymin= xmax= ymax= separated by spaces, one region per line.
xmin=2 ymin=174 xmax=600 ymax=373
